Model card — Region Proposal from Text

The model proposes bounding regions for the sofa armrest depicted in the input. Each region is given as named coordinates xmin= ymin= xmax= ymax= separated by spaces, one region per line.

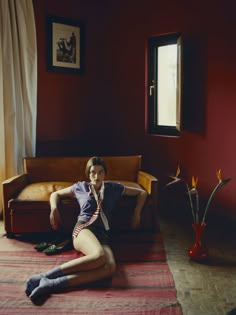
xmin=137 ymin=171 xmax=158 ymax=195
xmin=2 ymin=174 xmax=29 ymax=233
xmin=137 ymin=171 xmax=158 ymax=229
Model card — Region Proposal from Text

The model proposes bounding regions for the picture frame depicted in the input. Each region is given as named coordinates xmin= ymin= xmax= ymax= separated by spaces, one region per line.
xmin=46 ymin=16 xmax=83 ymax=74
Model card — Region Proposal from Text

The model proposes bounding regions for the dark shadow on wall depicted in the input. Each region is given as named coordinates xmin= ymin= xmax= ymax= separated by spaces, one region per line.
xmin=36 ymin=139 xmax=92 ymax=156
xmin=36 ymin=137 xmax=118 ymax=157
xmin=182 ymin=34 xmax=208 ymax=135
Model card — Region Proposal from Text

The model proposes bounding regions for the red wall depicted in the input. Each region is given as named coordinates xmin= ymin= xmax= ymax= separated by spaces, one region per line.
xmin=33 ymin=0 xmax=236 ymax=220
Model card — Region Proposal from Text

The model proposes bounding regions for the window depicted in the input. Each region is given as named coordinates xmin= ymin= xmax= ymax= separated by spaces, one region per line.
xmin=147 ymin=32 xmax=182 ymax=136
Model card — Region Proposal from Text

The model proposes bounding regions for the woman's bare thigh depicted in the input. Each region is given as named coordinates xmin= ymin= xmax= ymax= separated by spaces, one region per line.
xmin=73 ymin=228 xmax=104 ymax=255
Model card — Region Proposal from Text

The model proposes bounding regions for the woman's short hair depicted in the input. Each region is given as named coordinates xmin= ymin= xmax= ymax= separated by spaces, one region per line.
xmin=85 ymin=156 xmax=107 ymax=177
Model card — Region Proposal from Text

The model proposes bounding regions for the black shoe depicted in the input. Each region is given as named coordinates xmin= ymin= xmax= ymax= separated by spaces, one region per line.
xmin=43 ymin=239 xmax=73 ymax=255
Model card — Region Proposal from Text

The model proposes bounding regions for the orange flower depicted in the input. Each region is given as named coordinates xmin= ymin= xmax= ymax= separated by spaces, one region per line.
xmin=166 ymin=164 xmax=231 ymax=224
xmin=191 ymin=176 xmax=198 ymax=190
xmin=216 ymin=169 xmax=222 ymax=183
xmin=176 ymin=165 xmax=180 ymax=177
xmin=167 ymin=165 xmax=182 ymax=186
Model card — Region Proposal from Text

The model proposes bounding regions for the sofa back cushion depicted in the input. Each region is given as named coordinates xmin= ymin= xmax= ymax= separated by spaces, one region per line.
xmin=24 ymin=156 xmax=142 ymax=183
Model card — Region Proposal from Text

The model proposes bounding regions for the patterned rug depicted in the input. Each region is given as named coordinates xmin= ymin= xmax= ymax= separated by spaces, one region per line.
xmin=0 ymin=230 xmax=182 ymax=315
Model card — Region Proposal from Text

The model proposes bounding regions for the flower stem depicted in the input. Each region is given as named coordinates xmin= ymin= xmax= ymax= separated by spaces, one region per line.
xmin=202 ymin=182 xmax=221 ymax=223
xmin=186 ymin=183 xmax=196 ymax=224
xmin=196 ymin=191 xmax=199 ymax=225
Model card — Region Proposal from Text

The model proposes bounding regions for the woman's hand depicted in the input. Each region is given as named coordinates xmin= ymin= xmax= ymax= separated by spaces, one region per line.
xmin=50 ymin=208 xmax=62 ymax=231
xmin=123 ymin=186 xmax=147 ymax=230
xmin=49 ymin=187 xmax=73 ymax=231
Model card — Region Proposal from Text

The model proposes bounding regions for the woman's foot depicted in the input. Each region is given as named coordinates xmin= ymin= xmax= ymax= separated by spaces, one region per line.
xmin=26 ymin=267 xmax=66 ymax=296
xmin=25 ymin=274 xmax=44 ymax=296
xmin=29 ymin=277 xmax=52 ymax=300
xmin=29 ymin=276 xmax=69 ymax=301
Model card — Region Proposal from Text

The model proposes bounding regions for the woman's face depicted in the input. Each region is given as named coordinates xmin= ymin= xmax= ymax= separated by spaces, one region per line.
xmin=89 ymin=165 xmax=105 ymax=189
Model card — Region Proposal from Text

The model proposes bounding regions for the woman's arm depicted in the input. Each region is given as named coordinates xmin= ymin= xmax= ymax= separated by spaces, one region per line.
xmin=123 ymin=186 xmax=148 ymax=229
xmin=49 ymin=186 xmax=74 ymax=230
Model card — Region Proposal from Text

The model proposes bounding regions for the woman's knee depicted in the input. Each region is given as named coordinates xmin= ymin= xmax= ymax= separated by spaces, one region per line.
xmin=91 ymin=247 xmax=106 ymax=265
xmin=107 ymin=260 xmax=116 ymax=275
xmin=93 ymin=249 xmax=116 ymax=276
xmin=101 ymin=259 xmax=116 ymax=278
xmin=102 ymin=245 xmax=116 ymax=275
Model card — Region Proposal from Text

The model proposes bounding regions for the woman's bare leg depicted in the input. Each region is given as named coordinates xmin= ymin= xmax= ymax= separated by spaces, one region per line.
xmin=66 ymin=245 xmax=116 ymax=287
xmin=28 ymin=245 xmax=116 ymax=300
xmin=59 ymin=228 xmax=108 ymax=274
xmin=26 ymin=229 xmax=116 ymax=299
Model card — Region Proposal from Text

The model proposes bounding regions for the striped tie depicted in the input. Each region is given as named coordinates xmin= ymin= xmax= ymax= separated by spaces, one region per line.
xmin=72 ymin=199 xmax=102 ymax=239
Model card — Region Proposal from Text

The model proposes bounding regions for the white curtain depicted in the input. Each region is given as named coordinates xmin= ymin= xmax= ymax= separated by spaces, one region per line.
xmin=0 ymin=0 xmax=37 ymax=215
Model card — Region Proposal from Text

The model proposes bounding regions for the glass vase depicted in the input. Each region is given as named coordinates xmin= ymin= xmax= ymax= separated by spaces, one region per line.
xmin=188 ymin=221 xmax=208 ymax=261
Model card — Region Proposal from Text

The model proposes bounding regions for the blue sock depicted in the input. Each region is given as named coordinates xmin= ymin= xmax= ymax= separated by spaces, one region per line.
xmin=25 ymin=267 xmax=65 ymax=296
xmin=29 ymin=276 xmax=69 ymax=300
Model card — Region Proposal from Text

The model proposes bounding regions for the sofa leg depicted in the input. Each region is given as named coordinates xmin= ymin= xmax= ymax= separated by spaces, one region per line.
xmin=6 ymin=232 xmax=15 ymax=239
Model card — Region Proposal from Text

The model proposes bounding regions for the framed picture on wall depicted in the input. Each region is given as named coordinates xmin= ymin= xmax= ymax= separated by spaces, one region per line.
xmin=46 ymin=16 xmax=83 ymax=74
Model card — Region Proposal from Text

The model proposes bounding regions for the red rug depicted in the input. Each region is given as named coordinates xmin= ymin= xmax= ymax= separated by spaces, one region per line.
xmin=0 ymin=231 xmax=182 ymax=315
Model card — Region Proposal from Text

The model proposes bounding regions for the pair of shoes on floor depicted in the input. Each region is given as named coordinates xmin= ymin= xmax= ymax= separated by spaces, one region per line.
xmin=34 ymin=238 xmax=73 ymax=255
xmin=34 ymin=238 xmax=63 ymax=252
xmin=43 ymin=239 xmax=73 ymax=255
xmin=34 ymin=241 xmax=53 ymax=252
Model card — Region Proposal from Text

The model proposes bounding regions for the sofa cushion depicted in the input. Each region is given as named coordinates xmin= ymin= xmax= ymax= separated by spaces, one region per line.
xmin=16 ymin=181 xmax=142 ymax=202
xmin=16 ymin=182 xmax=73 ymax=201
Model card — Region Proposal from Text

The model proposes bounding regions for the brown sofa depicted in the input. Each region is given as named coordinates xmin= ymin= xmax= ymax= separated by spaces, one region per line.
xmin=2 ymin=155 xmax=158 ymax=238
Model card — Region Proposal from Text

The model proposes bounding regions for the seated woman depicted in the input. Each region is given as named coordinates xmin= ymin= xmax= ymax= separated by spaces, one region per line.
xmin=26 ymin=156 xmax=147 ymax=301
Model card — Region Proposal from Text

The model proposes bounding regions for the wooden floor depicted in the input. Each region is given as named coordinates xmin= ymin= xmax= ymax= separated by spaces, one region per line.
xmin=159 ymin=213 xmax=236 ymax=315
